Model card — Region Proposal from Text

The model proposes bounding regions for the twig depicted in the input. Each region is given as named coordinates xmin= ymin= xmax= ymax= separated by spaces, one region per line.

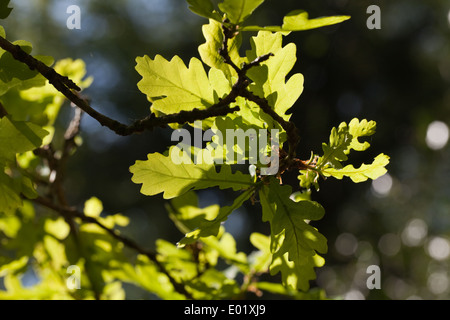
xmin=241 ymin=89 xmax=300 ymax=168
xmin=218 ymin=24 xmax=301 ymax=171
xmin=52 ymin=107 xmax=83 ymax=205
xmin=0 ymin=34 xmax=240 ymax=136
xmin=31 ymin=195 xmax=194 ymax=299
xmin=32 ymin=112 xmax=103 ymax=299
xmin=0 ymin=36 xmax=80 ymax=91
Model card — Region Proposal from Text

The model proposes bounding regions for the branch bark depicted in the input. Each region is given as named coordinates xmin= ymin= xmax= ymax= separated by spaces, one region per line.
xmin=0 ymin=34 xmax=240 ymax=136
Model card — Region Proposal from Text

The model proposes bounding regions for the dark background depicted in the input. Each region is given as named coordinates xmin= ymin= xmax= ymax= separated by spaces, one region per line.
xmin=4 ymin=0 xmax=450 ymax=299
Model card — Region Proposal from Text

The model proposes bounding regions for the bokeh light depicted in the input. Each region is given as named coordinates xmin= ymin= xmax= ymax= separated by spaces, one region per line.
xmin=425 ymin=121 xmax=449 ymax=150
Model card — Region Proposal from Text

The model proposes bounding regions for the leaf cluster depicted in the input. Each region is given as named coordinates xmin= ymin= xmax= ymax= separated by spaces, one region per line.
xmin=0 ymin=0 xmax=388 ymax=300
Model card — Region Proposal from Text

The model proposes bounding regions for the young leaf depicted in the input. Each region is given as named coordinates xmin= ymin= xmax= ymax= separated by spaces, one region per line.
xmin=299 ymin=118 xmax=386 ymax=190
xmin=246 ymin=31 xmax=304 ymax=122
xmin=186 ymin=0 xmax=222 ymax=22
xmin=198 ymin=19 xmax=244 ymax=80
xmin=259 ymin=178 xmax=327 ymax=291
xmin=0 ymin=171 xmax=21 ymax=214
xmin=177 ymin=187 xmax=254 ymax=246
xmin=0 ymin=0 xmax=12 ymax=19
xmin=346 ymin=118 xmax=377 ymax=153
xmin=0 ymin=38 xmax=54 ymax=95
xmin=130 ymin=146 xmax=255 ymax=199
xmin=242 ymin=10 xmax=350 ymax=32
xmin=168 ymin=191 xmax=220 ymax=234
xmin=0 ymin=116 xmax=48 ymax=164
xmin=319 ymin=118 xmax=377 ymax=169
xmin=5 ymin=58 xmax=92 ymax=128
xmin=322 ymin=153 xmax=390 ymax=183
xmin=249 ymin=232 xmax=271 ymax=274
xmin=218 ymin=0 xmax=265 ymax=24
xmin=135 ymin=55 xmax=215 ymax=114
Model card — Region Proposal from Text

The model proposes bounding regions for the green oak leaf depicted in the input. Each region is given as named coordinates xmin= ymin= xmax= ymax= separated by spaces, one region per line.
xmin=198 ymin=19 xmax=244 ymax=80
xmin=168 ymin=191 xmax=249 ymax=270
xmin=346 ymin=118 xmax=377 ymax=153
xmin=186 ymin=268 xmax=240 ymax=299
xmin=0 ymin=36 xmax=54 ymax=95
xmin=299 ymin=118 xmax=386 ymax=190
xmin=177 ymin=187 xmax=254 ymax=246
xmin=218 ymin=0 xmax=265 ymax=24
xmin=322 ymin=153 xmax=390 ymax=183
xmin=186 ymin=0 xmax=222 ymax=22
xmin=135 ymin=54 xmax=215 ymax=114
xmin=249 ymin=232 xmax=272 ymax=274
xmin=0 ymin=116 xmax=49 ymax=164
xmin=242 ymin=9 xmax=350 ymax=32
xmin=246 ymin=31 xmax=304 ymax=122
xmin=0 ymin=171 xmax=21 ymax=215
xmin=167 ymin=191 xmax=221 ymax=234
xmin=319 ymin=118 xmax=377 ymax=169
xmin=3 ymin=58 xmax=92 ymax=128
xmin=0 ymin=0 xmax=12 ymax=19
xmin=130 ymin=146 xmax=255 ymax=199
xmin=156 ymin=239 xmax=199 ymax=282
xmin=259 ymin=178 xmax=327 ymax=291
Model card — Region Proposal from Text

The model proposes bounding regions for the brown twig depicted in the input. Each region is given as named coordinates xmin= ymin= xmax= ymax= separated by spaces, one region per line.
xmin=31 ymin=195 xmax=194 ymax=299
xmin=0 ymin=36 xmax=80 ymax=91
xmin=0 ymin=34 xmax=240 ymax=136
xmin=218 ymin=24 xmax=301 ymax=172
xmin=240 ymin=89 xmax=300 ymax=169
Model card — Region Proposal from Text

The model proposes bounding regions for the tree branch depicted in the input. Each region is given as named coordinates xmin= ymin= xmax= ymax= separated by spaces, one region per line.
xmin=241 ymin=89 xmax=300 ymax=168
xmin=31 ymin=195 xmax=194 ymax=299
xmin=0 ymin=34 xmax=240 ymax=136
xmin=219 ymin=25 xmax=301 ymax=171
xmin=0 ymin=35 xmax=80 ymax=91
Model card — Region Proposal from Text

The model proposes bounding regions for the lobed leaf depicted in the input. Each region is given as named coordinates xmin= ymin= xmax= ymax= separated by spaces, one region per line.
xmin=298 ymin=119 xmax=388 ymax=190
xmin=0 ymin=171 xmax=21 ymax=215
xmin=0 ymin=116 xmax=48 ymax=164
xmin=218 ymin=0 xmax=265 ymax=24
xmin=322 ymin=153 xmax=390 ymax=183
xmin=259 ymin=178 xmax=327 ymax=291
xmin=0 ymin=0 xmax=12 ymax=20
xmin=246 ymin=31 xmax=304 ymax=122
xmin=186 ymin=0 xmax=222 ymax=22
xmin=318 ymin=118 xmax=377 ymax=169
xmin=177 ymin=187 xmax=253 ymax=246
xmin=0 ymin=37 xmax=54 ymax=96
xmin=135 ymin=55 xmax=215 ymax=114
xmin=130 ymin=146 xmax=255 ymax=199
xmin=242 ymin=10 xmax=350 ymax=32
xmin=198 ymin=19 xmax=244 ymax=80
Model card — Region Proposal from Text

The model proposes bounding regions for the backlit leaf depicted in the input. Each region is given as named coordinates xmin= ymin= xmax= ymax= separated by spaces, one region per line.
xmin=322 ymin=153 xmax=390 ymax=183
xmin=198 ymin=19 xmax=244 ymax=80
xmin=0 ymin=116 xmax=48 ymax=164
xmin=177 ymin=187 xmax=253 ymax=246
xmin=0 ymin=0 xmax=12 ymax=19
xmin=218 ymin=0 xmax=265 ymax=24
xmin=242 ymin=10 xmax=350 ymax=32
xmin=130 ymin=146 xmax=255 ymax=199
xmin=259 ymin=178 xmax=327 ymax=291
xmin=0 ymin=31 xmax=54 ymax=95
xmin=246 ymin=31 xmax=304 ymax=122
xmin=186 ymin=0 xmax=222 ymax=22
xmin=135 ymin=54 xmax=215 ymax=114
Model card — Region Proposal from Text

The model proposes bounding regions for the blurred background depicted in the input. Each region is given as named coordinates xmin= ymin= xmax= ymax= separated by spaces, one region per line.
xmin=3 ymin=0 xmax=450 ymax=299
